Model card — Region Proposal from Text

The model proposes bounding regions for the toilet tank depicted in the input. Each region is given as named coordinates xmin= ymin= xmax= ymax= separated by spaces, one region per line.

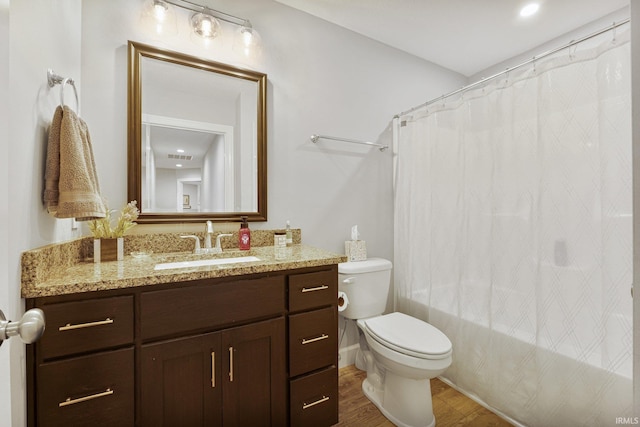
xmin=338 ymin=258 xmax=392 ymax=320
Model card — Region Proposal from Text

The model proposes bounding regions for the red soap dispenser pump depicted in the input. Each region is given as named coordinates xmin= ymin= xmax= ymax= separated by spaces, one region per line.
xmin=239 ymin=216 xmax=251 ymax=250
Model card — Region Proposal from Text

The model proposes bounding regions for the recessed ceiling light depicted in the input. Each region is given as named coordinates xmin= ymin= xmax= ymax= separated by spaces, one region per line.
xmin=520 ymin=3 xmax=539 ymax=17
xmin=176 ymin=149 xmax=185 ymax=153
xmin=176 ymin=164 xmax=183 ymax=168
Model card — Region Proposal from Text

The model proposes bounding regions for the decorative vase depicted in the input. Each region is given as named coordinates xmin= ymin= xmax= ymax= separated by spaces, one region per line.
xmin=94 ymin=237 xmax=124 ymax=263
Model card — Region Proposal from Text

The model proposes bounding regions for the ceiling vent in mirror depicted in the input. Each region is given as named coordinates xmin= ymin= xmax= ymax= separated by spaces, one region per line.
xmin=168 ymin=154 xmax=193 ymax=160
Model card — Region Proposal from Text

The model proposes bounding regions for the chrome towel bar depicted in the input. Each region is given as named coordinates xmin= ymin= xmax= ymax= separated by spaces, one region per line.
xmin=310 ymin=134 xmax=388 ymax=152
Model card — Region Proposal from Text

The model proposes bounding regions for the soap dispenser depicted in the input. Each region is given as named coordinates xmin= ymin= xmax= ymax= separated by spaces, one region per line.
xmin=239 ymin=216 xmax=251 ymax=250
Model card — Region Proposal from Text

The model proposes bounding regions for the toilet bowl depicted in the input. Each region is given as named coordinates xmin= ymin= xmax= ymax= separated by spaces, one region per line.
xmin=339 ymin=259 xmax=452 ymax=427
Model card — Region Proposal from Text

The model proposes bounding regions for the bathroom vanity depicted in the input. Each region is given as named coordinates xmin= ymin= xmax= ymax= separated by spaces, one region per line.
xmin=22 ymin=238 xmax=345 ymax=427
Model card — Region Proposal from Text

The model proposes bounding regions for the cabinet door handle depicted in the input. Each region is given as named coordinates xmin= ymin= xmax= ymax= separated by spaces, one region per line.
xmin=211 ymin=351 xmax=215 ymax=388
xmin=59 ymin=318 xmax=113 ymax=331
xmin=303 ymin=395 xmax=329 ymax=410
xmin=302 ymin=334 xmax=329 ymax=345
xmin=229 ymin=347 xmax=234 ymax=382
xmin=59 ymin=388 xmax=113 ymax=407
xmin=301 ymin=285 xmax=328 ymax=293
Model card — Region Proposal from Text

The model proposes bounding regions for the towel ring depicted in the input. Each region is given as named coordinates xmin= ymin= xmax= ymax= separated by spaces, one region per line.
xmin=60 ymin=77 xmax=80 ymax=114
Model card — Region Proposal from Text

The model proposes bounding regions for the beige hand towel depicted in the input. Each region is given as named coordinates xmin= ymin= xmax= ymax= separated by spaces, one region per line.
xmin=44 ymin=105 xmax=106 ymax=220
xmin=43 ymin=106 xmax=62 ymax=212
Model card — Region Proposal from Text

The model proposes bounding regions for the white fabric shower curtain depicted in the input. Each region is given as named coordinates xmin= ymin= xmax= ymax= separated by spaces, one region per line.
xmin=394 ymin=30 xmax=632 ymax=426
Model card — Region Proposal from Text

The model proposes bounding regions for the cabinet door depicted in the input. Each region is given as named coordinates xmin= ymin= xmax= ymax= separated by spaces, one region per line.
xmin=141 ymin=333 xmax=222 ymax=427
xmin=222 ymin=317 xmax=286 ymax=427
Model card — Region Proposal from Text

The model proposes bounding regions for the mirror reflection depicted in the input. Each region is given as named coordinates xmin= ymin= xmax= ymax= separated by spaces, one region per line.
xmin=128 ymin=41 xmax=267 ymax=223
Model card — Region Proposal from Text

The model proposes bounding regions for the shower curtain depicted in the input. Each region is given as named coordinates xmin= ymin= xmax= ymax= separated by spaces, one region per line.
xmin=394 ymin=29 xmax=632 ymax=426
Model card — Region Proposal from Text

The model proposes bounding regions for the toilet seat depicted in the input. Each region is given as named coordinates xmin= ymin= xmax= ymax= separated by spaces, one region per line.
xmin=363 ymin=312 xmax=452 ymax=360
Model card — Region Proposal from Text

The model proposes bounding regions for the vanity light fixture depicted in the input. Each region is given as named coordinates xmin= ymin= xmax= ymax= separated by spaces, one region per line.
xmin=141 ymin=0 xmax=262 ymax=55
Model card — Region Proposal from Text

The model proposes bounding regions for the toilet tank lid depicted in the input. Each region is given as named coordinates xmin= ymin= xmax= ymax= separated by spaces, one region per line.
xmin=338 ymin=258 xmax=392 ymax=274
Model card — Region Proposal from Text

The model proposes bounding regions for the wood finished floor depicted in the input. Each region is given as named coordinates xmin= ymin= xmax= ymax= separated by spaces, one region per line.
xmin=336 ymin=365 xmax=513 ymax=427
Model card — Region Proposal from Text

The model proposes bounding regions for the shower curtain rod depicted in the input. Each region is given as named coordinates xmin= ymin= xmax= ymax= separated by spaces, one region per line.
xmin=396 ymin=18 xmax=630 ymax=118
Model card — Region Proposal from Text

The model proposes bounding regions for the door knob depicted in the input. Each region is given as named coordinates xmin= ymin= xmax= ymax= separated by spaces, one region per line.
xmin=0 ymin=308 xmax=45 ymax=346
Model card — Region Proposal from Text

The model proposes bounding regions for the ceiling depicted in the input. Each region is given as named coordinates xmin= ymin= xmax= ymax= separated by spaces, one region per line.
xmin=274 ymin=0 xmax=629 ymax=77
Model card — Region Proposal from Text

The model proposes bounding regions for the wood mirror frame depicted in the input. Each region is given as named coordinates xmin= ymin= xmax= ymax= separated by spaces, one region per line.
xmin=127 ymin=41 xmax=267 ymax=223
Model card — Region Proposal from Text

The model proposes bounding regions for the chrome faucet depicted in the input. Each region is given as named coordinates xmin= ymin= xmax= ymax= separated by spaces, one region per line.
xmin=214 ymin=233 xmax=233 ymax=254
xmin=180 ymin=235 xmax=202 ymax=254
xmin=182 ymin=223 xmax=230 ymax=255
xmin=204 ymin=220 xmax=214 ymax=250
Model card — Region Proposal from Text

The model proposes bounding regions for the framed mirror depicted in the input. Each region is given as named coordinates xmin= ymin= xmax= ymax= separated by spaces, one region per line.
xmin=127 ymin=41 xmax=267 ymax=223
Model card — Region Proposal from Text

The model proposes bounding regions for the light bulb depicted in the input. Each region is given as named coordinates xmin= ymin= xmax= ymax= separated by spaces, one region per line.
xmin=201 ymin=18 xmax=212 ymax=36
xmin=153 ymin=2 xmax=167 ymax=21
xmin=141 ymin=0 xmax=177 ymax=36
xmin=242 ymin=29 xmax=253 ymax=46
xmin=191 ymin=10 xmax=220 ymax=39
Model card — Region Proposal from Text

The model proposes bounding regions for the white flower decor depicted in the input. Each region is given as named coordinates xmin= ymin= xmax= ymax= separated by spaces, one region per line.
xmin=88 ymin=201 xmax=140 ymax=238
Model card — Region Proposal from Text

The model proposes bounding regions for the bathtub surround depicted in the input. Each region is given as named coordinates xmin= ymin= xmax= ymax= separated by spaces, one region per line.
xmin=394 ymin=26 xmax=633 ymax=426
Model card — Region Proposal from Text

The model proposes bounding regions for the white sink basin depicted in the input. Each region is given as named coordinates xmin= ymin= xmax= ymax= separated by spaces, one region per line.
xmin=154 ymin=256 xmax=260 ymax=271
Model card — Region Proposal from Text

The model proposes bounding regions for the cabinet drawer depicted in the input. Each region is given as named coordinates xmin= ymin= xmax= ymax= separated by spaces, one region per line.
xmin=141 ymin=275 xmax=285 ymax=340
xmin=290 ymin=367 xmax=338 ymax=427
xmin=39 ymin=296 xmax=134 ymax=360
xmin=289 ymin=306 xmax=337 ymax=377
xmin=36 ymin=348 xmax=134 ymax=427
xmin=289 ymin=268 xmax=337 ymax=312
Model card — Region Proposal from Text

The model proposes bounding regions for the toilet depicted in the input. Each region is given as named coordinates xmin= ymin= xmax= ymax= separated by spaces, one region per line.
xmin=339 ymin=258 xmax=452 ymax=427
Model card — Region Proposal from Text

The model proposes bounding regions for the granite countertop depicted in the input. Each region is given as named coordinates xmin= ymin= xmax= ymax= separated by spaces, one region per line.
xmin=22 ymin=244 xmax=347 ymax=298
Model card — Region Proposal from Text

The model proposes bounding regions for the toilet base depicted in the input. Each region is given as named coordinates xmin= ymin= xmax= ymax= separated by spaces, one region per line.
xmin=361 ymin=370 xmax=436 ymax=427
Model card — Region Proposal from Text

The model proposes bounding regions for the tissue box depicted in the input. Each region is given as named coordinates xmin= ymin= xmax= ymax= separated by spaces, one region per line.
xmin=345 ymin=240 xmax=367 ymax=261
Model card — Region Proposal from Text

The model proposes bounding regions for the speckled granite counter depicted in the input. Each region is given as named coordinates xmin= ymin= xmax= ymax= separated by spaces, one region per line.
xmin=21 ymin=231 xmax=347 ymax=298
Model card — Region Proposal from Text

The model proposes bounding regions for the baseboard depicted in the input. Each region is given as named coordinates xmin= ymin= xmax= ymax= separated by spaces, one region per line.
xmin=338 ymin=343 xmax=359 ymax=368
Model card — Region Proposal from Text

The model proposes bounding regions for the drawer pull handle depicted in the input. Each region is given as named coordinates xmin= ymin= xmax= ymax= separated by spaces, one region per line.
xmin=303 ymin=395 xmax=329 ymax=410
xmin=59 ymin=318 xmax=113 ymax=331
xmin=301 ymin=285 xmax=328 ymax=293
xmin=59 ymin=388 xmax=113 ymax=407
xmin=211 ymin=351 xmax=215 ymax=388
xmin=302 ymin=334 xmax=329 ymax=345
xmin=229 ymin=347 xmax=234 ymax=382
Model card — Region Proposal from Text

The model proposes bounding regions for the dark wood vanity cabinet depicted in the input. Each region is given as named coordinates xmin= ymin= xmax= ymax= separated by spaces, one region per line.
xmin=26 ymin=265 xmax=338 ymax=427
xmin=140 ymin=317 xmax=286 ymax=427
xmin=288 ymin=270 xmax=339 ymax=427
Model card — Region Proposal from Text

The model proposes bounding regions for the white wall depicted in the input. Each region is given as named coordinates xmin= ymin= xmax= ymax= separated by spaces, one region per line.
xmin=80 ymin=0 xmax=466 ymax=258
xmin=7 ymin=1 xmax=82 ymax=425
